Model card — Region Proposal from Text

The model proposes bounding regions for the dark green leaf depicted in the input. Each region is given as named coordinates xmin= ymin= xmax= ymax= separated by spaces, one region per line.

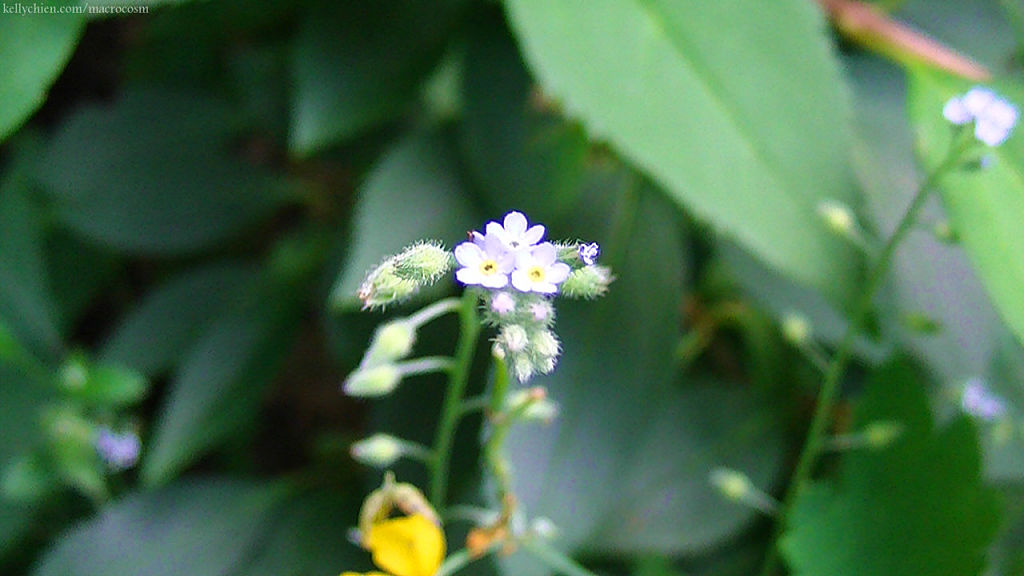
xmin=36 ymin=89 xmax=286 ymax=255
xmin=289 ymin=0 xmax=465 ymax=156
xmin=781 ymin=358 xmax=1001 ymax=576
xmin=0 ymin=7 xmax=85 ymax=142
xmin=907 ymin=67 xmax=1024 ymax=349
xmin=460 ymin=8 xmax=588 ymax=219
xmin=503 ymin=0 xmax=860 ymax=303
xmin=100 ymin=263 xmax=258 ymax=377
xmin=31 ymin=478 xmax=288 ymax=576
xmin=328 ymin=129 xmax=482 ymax=310
xmin=502 ymin=173 xmax=782 ymax=570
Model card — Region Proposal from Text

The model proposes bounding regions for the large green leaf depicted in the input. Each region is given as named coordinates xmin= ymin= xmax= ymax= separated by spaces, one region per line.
xmin=31 ymin=479 xmax=287 ymax=576
xmin=907 ymin=68 xmax=1024 ymax=348
xmin=501 ymin=172 xmax=782 ymax=573
xmin=289 ymin=0 xmax=465 ymax=156
xmin=0 ymin=150 xmax=62 ymax=360
xmin=459 ymin=7 xmax=588 ymax=219
xmin=36 ymin=89 xmax=286 ymax=255
xmin=0 ymin=7 xmax=85 ymax=142
xmin=100 ymin=263 xmax=258 ymax=377
xmin=328 ymin=130 xmax=482 ymax=310
xmin=140 ymin=235 xmax=326 ymax=486
xmin=781 ymin=358 xmax=1001 ymax=576
xmin=503 ymin=0 xmax=859 ymax=303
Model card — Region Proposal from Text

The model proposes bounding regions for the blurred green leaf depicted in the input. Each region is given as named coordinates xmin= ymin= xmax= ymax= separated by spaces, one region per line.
xmin=31 ymin=478 xmax=288 ymax=576
xmin=45 ymin=230 xmax=120 ymax=335
xmin=329 ymin=129 xmax=481 ymax=310
xmin=36 ymin=89 xmax=286 ymax=255
xmin=503 ymin=0 xmax=860 ymax=304
xmin=976 ymin=333 xmax=1024 ymax=483
xmin=289 ymin=0 xmax=466 ymax=156
xmin=60 ymin=354 xmax=147 ymax=409
xmin=460 ymin=8 xmax=588 ymax=219
xmin=908 ymin=68 xmax=1024 ymax=349
xmin=0 ymin=7 xmax=85 ymax=142
xmin=100 ymin=263 xmax=258 ymax=377
xmin=0 ymin=149 xmax=62 ymax=360
xmin=502 ymin=173 xmax=782 ymax=571
xmin=781 ymin=358 xmax=1001 ymax=576
xmin=141 ymin=234 xmax=327 ymax=486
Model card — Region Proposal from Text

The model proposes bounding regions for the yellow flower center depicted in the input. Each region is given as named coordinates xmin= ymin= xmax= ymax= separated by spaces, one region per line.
xmin=479 ymin=259 xmax=499 ymax=276
xmin=527 ymin=265 xmax=545 ymax=282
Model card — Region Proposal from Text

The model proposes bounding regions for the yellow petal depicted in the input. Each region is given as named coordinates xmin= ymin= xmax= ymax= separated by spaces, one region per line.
xmin=365 ymin=515 xmax=446 ymax=576
xmin=339 ymin=572 xmax=390 ymax=576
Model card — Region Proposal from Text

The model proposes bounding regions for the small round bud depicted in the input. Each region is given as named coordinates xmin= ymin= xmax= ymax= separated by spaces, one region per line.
xmin=531 ymin=329 xmax=560 ymax=358
xmin=491 ymin=341 xmax=506 ymax=360
xmin=490 ymin=292 xmax=516 ymax=316
xmin=358 ymin=262 xmax=418 ymax=310
xmin=363 ymin=321 xmax=416 ymax=367
xmin=350 ymin=433 xmax=404 ymax=468
xmin=530 ymin=517 xmax=559 ymax=539
xmin=513 ymin=357 xmax=535 ymax=383
xmin=529 ymin=300 xmax=553 ymax=323
xmin=863 ymin=421 xmax=904 ymax=450
xmin=709 ymin=468 xmax=751 ymax=502
xmin=499 ymin=325 xmax=529 ymax=353
xmin=817 ymin=200 xmax=855 ymax=236
xmin=781 ymin=313 xmax=811 ymax=346
xmin=559 ymin=265 xmax=613 ymax=299
xmin=343 ymin=365 xmax=402 ymax=397
xmin=393 ymin=242 xmax=454 ymax=283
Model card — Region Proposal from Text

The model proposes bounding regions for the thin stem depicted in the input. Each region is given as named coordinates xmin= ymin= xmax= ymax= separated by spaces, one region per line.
xmin=522 ymin=539 xmax=599 ymax=576
xmin=429 ymin=290 xmax=481 ymax=510
xmin=759 ymin=140 xmax=967 ymax=576
xmin=436 ymin=548 xmax=485 ymax=576
xmin=398 ymin=356 xmax=455 ymax=376
xmin=408 ymin=296 xmax=462 ymax=329
xmin=458 ymin=395 xmax=491 ymax=416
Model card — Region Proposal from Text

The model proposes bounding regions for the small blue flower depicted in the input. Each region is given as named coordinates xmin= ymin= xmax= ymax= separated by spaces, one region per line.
xmin=486 ymin=211 xmax=546 ymax=252
xmin=511 ymin=243 xmax=571 ymax=294
xmin=943 ymin=86 xmax=1018 ymax=146
xmin=454 ymin=231 xmax=515 ymax=289
xmin=95 ymin=428 xmax=141 ymax=471
xmin=579 ymin=243 xmax=600 ymax=266
xmin=961 ymin=377 xmax=1007 ymax=421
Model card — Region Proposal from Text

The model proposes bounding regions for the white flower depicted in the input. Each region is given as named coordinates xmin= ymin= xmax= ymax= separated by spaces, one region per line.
xmin=943 ymin=86 xmax=1018 ymax=146
xmin=511 ymin=243 xmax=570 ymax=294
xmin=454 ymin=232 xmax=514 ymax=289
xmin=486 ymin=211 xmax=546 ymax=252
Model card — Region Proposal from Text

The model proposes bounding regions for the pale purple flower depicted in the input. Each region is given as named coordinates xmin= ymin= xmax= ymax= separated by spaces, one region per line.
xmin=490 ymin=292 xmax=516 ymax=315
xmin=486 ymin=211 xmax=545 ymax=252
xmin=511 ymin=243 xmax=571 ymax=294
xmin=579 ymin=243 xmax=600 ymax=266
xmin=943 ymin=86 xmax=1018 ymax=146
xmin=454 ymin=232 xmax=514 ymax=289
xmin=961 ymin=377 xmax=1007 ymax=421
xmin=95 ymin=428 xmax=141 ymax=471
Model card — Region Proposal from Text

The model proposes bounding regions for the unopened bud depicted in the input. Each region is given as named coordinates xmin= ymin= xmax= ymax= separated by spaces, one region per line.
xmin=393 ymin=242 xmax=453 ymax=283
xmin=363 ymin=321 xmax=416 ymax=367
xmin=863 ymin=420 xmax=904 ymax=449
xmin=781 ymin=313 xmax=811 ymax=346
xmin=513 ymin=357 xmax=535 ymax=383
xmin=817 ymin=200 xmax=856 ymax=236
xmin=528 ymin=300 xmax=554 ymax=323
xmin=358 ymin=262 xmax=418 ymax=310
xmin=507 ymin=387 xmax=558 ymax=423
xmin=358 ymin=472 xmax=440 ymax=541
xmin=490 ymin=292 xmax=516 ymax=316
xmin=559 ymin=265 xmax=613 ymax=299
xmin=343 ymin=365 xmax=402 ymax=397
xmin=531 ymin=329 xmax=560 ymax=358
xmin=351 ymin=434 xmax=404 ymax=468
xmin=710 ymin=468 xmax=751 ymax=502
xmin=491 ymin=341 xmax=506 ymax=360
xmin=499 ymin=325 xmax=529 ymax=353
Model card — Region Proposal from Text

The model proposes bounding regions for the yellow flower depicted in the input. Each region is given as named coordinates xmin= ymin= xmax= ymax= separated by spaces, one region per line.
xmin=342 ymin=514 xmax=445 ymax=576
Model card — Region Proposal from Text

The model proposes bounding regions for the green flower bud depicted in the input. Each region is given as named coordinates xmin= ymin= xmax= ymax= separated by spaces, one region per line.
xmin=817 ymin=199 xmax=855 ymax=236
xmin=393 ymin=242 xmax=453 ymax=283
xmin=350 ymin=433 xmax=404 ymax=468
xmin=507 ymin=387 xmax=559 ymax=423
xmin=499 ymin=324 xmax=529 ymax=353
xmin=343 ymin=364 xmax=402 ymax=397
xmin=363 ymin=321 xmax=416 ymax=367
xmin=559 ymin=265 xmax=613 ymax=299
xmin=358 ymin=262 xmax=418 ymax=310
xmin=530 ymin=329 xmax=560 ymax=358
xmin=710 ymin=468 xmax=751 ymax=502
xmin=781 ymin=313 xmax=811 ymax=346
xmin=513 ymin=356 xmax=535 ymax=383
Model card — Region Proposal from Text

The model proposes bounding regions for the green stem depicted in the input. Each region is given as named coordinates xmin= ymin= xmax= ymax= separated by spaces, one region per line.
xmin=759 ymin=140 xmax=967 ymax=576
xmin=522 ymin=539 xmax=599 ymax=576
xmin=408 ymin=297 xmax=462 ymax=329
xmin=429 ymin=290 xmax=481 ymax=510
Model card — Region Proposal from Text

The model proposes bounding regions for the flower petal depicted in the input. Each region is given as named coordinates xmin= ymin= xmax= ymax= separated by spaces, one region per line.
xmin=530 ymin=242 xmax=557 ymax=265
xmin=454 ymin=242 xmax=483 ymax=267
xmin=503 ymin=211 xmax=528 ymax=235
xmin=546 ymin=262 xmax=571 ymax=284
xmin=523 ymin=224 xmax=546 ymax=246
xmin=366 ymin=515 xmax=445 ymax=576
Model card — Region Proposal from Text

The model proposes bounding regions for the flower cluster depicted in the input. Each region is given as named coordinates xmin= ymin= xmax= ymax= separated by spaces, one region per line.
xmin=943 ymin=86 xmax=1018 ymax=147
xmin=455 ymin=211 xmax=570 ymax=293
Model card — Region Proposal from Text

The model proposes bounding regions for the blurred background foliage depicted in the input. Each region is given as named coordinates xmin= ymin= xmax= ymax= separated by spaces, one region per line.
xmin=1 ymin=0 xmax=1023 ymax=575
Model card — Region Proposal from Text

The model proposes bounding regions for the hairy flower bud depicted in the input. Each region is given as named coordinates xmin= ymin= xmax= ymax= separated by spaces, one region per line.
xmin=358 ymin=262 xmax=418 ymax=310
xmin=351 ymin=433 xmax=404 ymax=468
xmin=393 ymin=242 xmax=454 ymax=284
xmin=363 ymin=321 xmax=416 ymax=367
xmin=559 ymin=265 xmax=613 ymax=299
